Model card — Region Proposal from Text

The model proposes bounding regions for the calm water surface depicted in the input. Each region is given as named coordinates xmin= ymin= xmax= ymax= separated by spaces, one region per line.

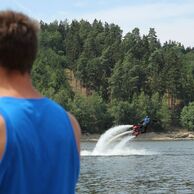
xmin=76 ymin=140 xmax=194 ymax=194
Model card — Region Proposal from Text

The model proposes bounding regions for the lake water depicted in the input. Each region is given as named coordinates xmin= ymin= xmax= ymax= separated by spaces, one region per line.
xmin=76 ymin=140 xmax=194 ymax=194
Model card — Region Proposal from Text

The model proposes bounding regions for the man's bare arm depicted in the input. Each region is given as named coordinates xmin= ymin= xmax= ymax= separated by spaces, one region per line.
xmin=0 ymin=116 xmax=6 ymax=160
xmin=68 ymin=113 xmax=81 ymax=153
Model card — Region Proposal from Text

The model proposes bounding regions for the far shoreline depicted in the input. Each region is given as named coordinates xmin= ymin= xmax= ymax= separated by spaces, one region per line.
xmin=81 ymin=131 xmax=194 ymax=142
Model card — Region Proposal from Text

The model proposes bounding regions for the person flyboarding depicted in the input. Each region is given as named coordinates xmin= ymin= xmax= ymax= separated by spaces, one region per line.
xmin=132 ymin=116 xmax=151 ymax=136
xmin=140 ymin=115 xmax=150 ymax=133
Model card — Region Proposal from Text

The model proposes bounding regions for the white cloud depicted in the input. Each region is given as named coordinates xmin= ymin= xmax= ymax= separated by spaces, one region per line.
xmin=155 ymin=18 xmax=194 ymax=47
xmin=72 ymin=2 xmax=192 ymax=22
xmin=9 ymin=0 xmax=193 ymax=47
xmin=64 ymin=1 xmax=194 ymax=47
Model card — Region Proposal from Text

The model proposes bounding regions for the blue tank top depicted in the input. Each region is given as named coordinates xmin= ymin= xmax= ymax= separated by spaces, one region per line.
xmin=0 ymin=97 xmax=80 ymax=194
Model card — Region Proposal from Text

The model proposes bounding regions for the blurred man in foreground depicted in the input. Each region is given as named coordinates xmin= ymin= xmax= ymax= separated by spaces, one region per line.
xmin=0 ymin=10 xmax=80 ymax=194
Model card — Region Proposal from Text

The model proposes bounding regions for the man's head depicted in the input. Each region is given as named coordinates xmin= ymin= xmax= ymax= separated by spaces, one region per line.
xmin=0 ymin=10 xmax=39 ymax=74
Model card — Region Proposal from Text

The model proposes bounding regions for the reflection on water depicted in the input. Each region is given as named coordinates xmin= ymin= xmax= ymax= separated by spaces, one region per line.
xmin=77 ymin=141 xmax=194 ymax=194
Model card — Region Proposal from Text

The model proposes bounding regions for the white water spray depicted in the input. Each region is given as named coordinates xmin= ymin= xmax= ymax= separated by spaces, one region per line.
xmin=81 ymin=125 xmax=158 ymax=156
xmin=92 ymin=125 xmax=134 ymax=155
xmin=108 ymin=130 xmax=132 ymax=144
xmin=113 ymin=135 xmax=134 ymax=150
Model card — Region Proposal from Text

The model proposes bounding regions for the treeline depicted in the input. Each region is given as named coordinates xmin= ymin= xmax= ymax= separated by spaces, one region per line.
xmin=32 ymin=19 xmax=194 ymax=133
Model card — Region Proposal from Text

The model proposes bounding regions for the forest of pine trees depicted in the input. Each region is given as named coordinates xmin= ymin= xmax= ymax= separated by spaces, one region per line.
xmin=32 ymin=19 xmax=194 ymax=133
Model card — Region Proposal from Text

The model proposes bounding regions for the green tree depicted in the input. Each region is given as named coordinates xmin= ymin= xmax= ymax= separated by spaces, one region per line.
xmin=65 ymin=20 xmax=82 ymax=68
xmin=157 ymin=95 xmax=171 ymax=129
xmin=181 ymin=51 xmax=194 ymax=104
xmin=180 ymin=102 xmax=194 ymax=131
xmin=32 ymin=48 xmax=73 ymax=107
xmin=108 ymin=100 xmax=137 ymax=125
xmin=69 ymin=94 xmax=112 ymax=133
xmin=122 ymin=28 xmax=144 ymax=60
xmin=148 ymin=46 xmax=184 ymax=99
xmin=147 ymin=28 xmax=161 ymax=53
xmin=132 ymin=92 xmax=148 ymax=119
xmin=110 ymin=54 xmax=144 ymax=100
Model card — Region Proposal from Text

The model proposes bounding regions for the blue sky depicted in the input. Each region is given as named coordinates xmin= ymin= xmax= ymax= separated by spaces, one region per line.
xmin=0 ymin=0 xmax=194 ymax=47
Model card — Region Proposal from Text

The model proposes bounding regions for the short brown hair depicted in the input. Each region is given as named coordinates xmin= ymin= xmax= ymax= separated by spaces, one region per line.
xmin=0 ymin=10 xmax=39 ymax=73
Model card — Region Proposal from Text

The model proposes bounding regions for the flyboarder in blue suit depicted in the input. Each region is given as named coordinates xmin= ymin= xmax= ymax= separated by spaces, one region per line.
xmin=140 ymin=116 xmax=150 ymax=133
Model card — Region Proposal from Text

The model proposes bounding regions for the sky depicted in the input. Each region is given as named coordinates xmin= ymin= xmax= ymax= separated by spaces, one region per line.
xmin=0 ymin=0 xmax=194 ymax=47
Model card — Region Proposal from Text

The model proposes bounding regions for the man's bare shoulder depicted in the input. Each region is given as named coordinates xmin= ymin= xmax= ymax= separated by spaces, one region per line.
xmin=67 ymin=113 xmax=81 ymax=153
xmin=0 ymin=116 xmax=6 ymax=160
